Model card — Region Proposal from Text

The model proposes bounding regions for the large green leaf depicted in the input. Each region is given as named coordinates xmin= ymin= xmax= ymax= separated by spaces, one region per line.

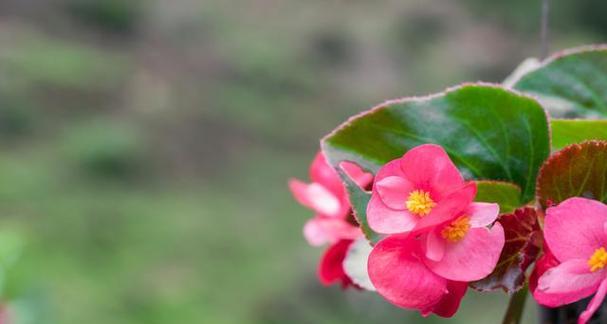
xmin=323 ymin=84 xmax=549 ymax=241
xmin=551 ymin=119 xmax=607 ymax=150
xmin=512 ymin=46 xmax=607 ymax=118
xmin=323 ymin=84 xmax=549 ymax=199
xmin=475 ymin=181 xmax=521 ymax=214
xmin=537 ymin=140 xmax=607 ymax=209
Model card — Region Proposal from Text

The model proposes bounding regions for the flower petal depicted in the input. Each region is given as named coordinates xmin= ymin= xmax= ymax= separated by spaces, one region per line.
xmin=376 ymin=176 xmax=414 ymax=210
xmin=534 ymin=259 xmax=604 ymax=307
xmin=303 ymin=217 xmax=361 ymax=246
xmin=341 ymin=161 xmax=373 ymax=189
xmin=529 ymin=245 xmax=560 ymax=294
xmin=310 ymin=152 xmax=343 ymax=196
xmin=544 ymin=197 xmax=607 ymax=262
xmin=424 ymin=223 xmax=505 ymax=281
xmin=289 ymin=179 xmax=342 ymax=217
xmin=367 ymin=193 xmax=417 ymax=234
xmin=423 ymin=281 xmax=468 ymax=318
xmin=425 ymin=230 xmax=446 ymax=262
xmin=579 ymin=279 xmax=607 ymax=324
xmin=342 ymin=237 xmax=375 ymax=291
xmin=375 ymin=159 xmax=406 ymax=182
xmin=468 ymin=202 xmax=500 ymax=228
xmin=318 ymin=239 xmax=354 ymax=287
xmin=399 ymin=144 xmax=465 ymax=200
xmin=368 ymin=235 xmax=448 ymax=310
xmin=414 ymin=182 xmax=476 ymax=233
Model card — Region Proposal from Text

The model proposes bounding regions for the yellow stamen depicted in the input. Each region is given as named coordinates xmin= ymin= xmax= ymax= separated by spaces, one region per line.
xmin=441 ymin=216 xmax=471 ymax=242
xmin=406 ymin=190 xmax=436 ymax=217
xmin=588 ymin=247 xmax=607 ymax=272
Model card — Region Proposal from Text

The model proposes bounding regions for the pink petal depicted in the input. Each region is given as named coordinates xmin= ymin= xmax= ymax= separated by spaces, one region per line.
xmin=318 ymin=239 xmax=354 ymax=287
xmin=529 ymin=245 xmax=560 ymax=294
xmin=303 ymin=217 xmax=361 ymax=247
xmin=413 ymin=182 xmax=476 ymax=233
xmin=375 ymin=159 xmax=407 ymax=182
xmin=289 ymin=179 xmax=342 ymax=217
xmin=544 ymin=197 xmax=607 ymax=262
xmin=341 ymin=161 xmax=373 ymax=189
xmin=423 ymin=281 xmax=468 ymax=318
xmin=468 ymin=202 xmax=500 ymax=228
xmin=425 ymin=230 xmax=446 ymax=262
xmin=367 ymin=193 xmax=417 ymax=234
xmin=579 ymin=279 xmax=607 ymax=324
xmin=399 ymin=144 xmax=465 ymax=200
xmin=375 ymin=176 xmax=414 ymax=210
xmin=368 ymin=235 xmax=448 ymax=310
xmin=424 ymin=223 xmax=505 ymax=281
xmin=309 ymin=152 xmax=345 ymax=199
xmin=534 ymin=259 xmax=604 ymax=307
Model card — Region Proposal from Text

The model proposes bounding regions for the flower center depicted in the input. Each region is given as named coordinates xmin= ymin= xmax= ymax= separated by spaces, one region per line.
xmin=405 ymin=190 xmax=436 ymax=217
xmin=441 ymin=216 xmax=471 ymax=242
xmin=588 ymin=247 xmax=607 ymax=272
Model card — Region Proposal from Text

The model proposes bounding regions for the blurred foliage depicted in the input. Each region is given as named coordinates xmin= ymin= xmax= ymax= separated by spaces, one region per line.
xmin=0 ymin=0 xmax=602 ymax=323
xmin=66 ymin=0 xmax=142 ymax=33
xmin=61 ymin=120 xmax=145 ymax=179
xmin=2 ymin=37 xmax=128 ymax=91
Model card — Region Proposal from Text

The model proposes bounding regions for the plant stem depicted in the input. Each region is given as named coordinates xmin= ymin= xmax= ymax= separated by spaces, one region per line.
xmin=540 ymin=0 xmax=550 ymax=58
xmin=502 ymin=287 xmax=528 ymax=324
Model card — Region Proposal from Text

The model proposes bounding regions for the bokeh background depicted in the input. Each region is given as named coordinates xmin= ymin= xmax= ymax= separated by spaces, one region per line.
xmin=0 ymin=1 xmax=605 ymax=323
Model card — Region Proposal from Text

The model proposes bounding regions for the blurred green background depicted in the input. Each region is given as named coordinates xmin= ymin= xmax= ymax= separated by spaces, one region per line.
xmin=0 ymin=0 xmax=605 ymax=323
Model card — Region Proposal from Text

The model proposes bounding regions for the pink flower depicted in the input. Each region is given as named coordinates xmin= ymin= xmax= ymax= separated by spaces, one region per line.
xmin=367 ymin=144 xmax=477 ymax=235
xmin=422 ymin=202 xmax=504 ymax=281
xmin=289 ymin=151 xmax=372 ymax=287
xmin=366 ymin=144 xmax=504 ymax=316
xmin=289 ymin=152 xmax=371 ymax=246
xmin=367 ymin=234 xmax=468 ymax=317
xmin=318 ymin=239 xmax=356 ymax=288
xmin=533 ymin=197 xmax=607 ymax=324
xmin=368 ymin=202 xmax=504 ymax=315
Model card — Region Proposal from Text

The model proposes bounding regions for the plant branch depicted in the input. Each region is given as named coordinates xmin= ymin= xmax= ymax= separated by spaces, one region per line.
xmin=502 ymin=286 xmax=528 ymax=324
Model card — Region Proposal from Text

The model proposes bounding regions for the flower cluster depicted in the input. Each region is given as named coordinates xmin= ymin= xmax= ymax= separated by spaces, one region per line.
xmin=289 ymin=144 xmax=505 ymax=316
xmin=366 ymin=144 xmax=505 ymax=316
xmin=291 ymin=143 xmax=607 ymax=323
xmin=289 ymin=152 xmax=371 ymax=287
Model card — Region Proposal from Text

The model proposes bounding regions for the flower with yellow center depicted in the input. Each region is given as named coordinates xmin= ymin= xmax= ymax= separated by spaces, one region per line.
xmin=588 ymin=247 xmax=607 ymax=272
xmin=405 ymin=190 xmax=436 ymax=217
xmin=441 ymin=216 xmax=471 ymax=242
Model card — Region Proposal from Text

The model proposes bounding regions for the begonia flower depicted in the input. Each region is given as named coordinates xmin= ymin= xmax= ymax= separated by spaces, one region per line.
xmin=366 ymin=144 xmax=504 ymax=315
xmin=289 ymin=151 xmax=372 ymax=287
xmin=368 ymin=234 xmax=468 ymax=317
xmin=367 ymin=144 xmax=477 ymax=235
xmin=533 ymin=197 xmax=607 ymax=324
xmin=423 ymin=202 xmax=504 ymax=281
xmin=367 ymin=201 xmax=504 ymax=314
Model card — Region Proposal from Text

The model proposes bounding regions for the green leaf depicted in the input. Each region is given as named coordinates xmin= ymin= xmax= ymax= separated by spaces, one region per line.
xmin=536 ymin=140 xmax=607 ymax=210
xmin=322 ymin=84 xmax=549 ymax=202
xmin=471 ymin=208 xmax=541 ymax=293
xmin=512 ymin=46 xmax=607 ymax=118
xmin=551 ymin=119 xmax=607 ymax=151
xmin=337 ymin=170 xmax=379 ymax=243
xmin=475 ymin=181 xmax=521 ymax=214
